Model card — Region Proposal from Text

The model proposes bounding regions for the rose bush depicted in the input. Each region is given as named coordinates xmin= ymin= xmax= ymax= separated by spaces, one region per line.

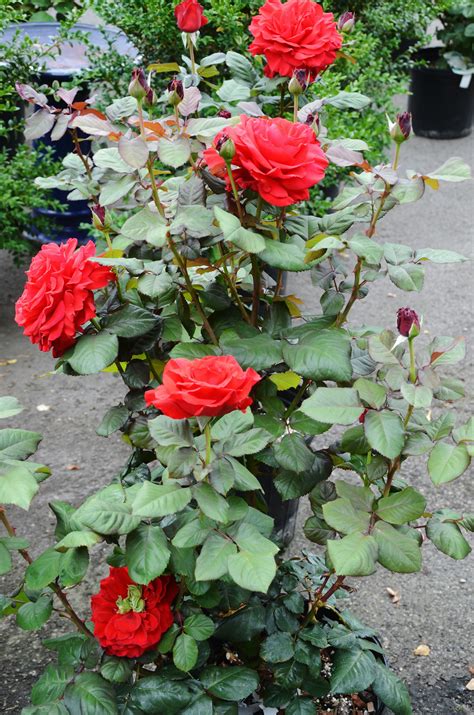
xmin=1 ymin=2 xmax=472 ymax=714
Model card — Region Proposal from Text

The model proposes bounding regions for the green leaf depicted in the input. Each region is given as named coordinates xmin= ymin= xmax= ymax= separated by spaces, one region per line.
xmin=274 ymin=434 xmax=314 ymax=473
xmin=31 ymin=664 xmax=74 ymax=705
xmin=133 ymin=483 xmax=192 ymax=517
xmin=0 ymin=542 xmax=12 ymax=575
xmin=173 ymin=633 xmax=199 ymax=672
xmin=16 ymin=594 xmax=53 ymax=630
xmin=372 ymin=662 xmax=412 ymax=715
xmin=173 ymin=518 xmax=211 ymax=548
xmin=96 ymin=405 xmax=129 ymax=437
xmin=184 ymin=613 xmax=215 ymax=641
xmin=330 ymin=648 xmax=376 ymax=694
xmin=428 ymin=442 xmax=470 ymax=485
xmin=387 ymin=263 xmax=424 ymax=291
xmin=258 ymin=235 xmax=309 ymax=271
xmin=0 ymin=462 xmax=39 ymax=510
xmin=201 ymin=666 xmax=259 ymax=701
xmin=182 ymin=695 xmax=214 ymax=715
xmin=170 ymin=343 xmax=218 ymax=360
xmin=300 ymin=388 xmax=362 ymax=425
xmin=282 ymin=329 xmax=352 ymax=382
xmin=415 ymin=247 xmax=467 ymax=264
xmin=427 ymin=156 xmax=471 ymax=182
xmin=120 ymin=207 xmax=166 ymax=245
xmin=148 ymin=415 xmax=193 ymax=448
xmin=22 ymin=704 xmax=68 ymax=715
xmin=194 ymin=482 xmax=229 ymax=522
xmin=261 ymin=632 xmax=294 ymax=663
xmin=327 ymin=533 xmax=378 ymax=576
xmin=99 ymin=175 xmax=136 ymax=205
xmin=322 ymin=498 xmax=371 ymax=534
xmin=335 ymin=481 xmax=374 ymax=511
xmin=79 ymin=500 xmax=140 ymax=535
xmin=430 ymin=336 xmax=465 ymax=367
xmin=220 ymin=332 xmax=282 ymax=371
xmin=228 ymin=457 xmax=262 ymax=491
xmin=232 ymin=523 xmax=279 ymax=556
xmin=304 ymin=515 xmax=335 ymax=545
xmin=59 ymin=547 xmax=89 ymax=587
xmin=400 ymin=383 xmax=432 ymax=408
xmin=354 ymin=378 xmax=387 ymax=409
xmin=25 ymin=548 xmax=62 ymax=590
xmin=214 ymin=207 xmax=265 ymax=253
xmin=364 ymin=410 xmax=405 ymax=459
xmin=224 ymin=428 xmax=271 ymax=456
xmin=0 ymin=396 xmax=23 ymax=418
xmin=126 ymin=523 xmax=170 ymax=584
xmin=63 ymin=672 xmax=117 ymax=715
xmin=228 ymin=549 xmax=276 ymax=592
xmin=100 ymin=655 xmax=133 ymax=683
xmin=105 ymin=304 xmax=159 ymax=338
xmin=0 ymin=428 xmax=42 ymax=460
xmin=286 ymin=699 xmax=318 ymax=715
xmin=376 ymin=487 xmax=426 ymax=524
xmin=426 ymin=518 xmax=471 ymax=559
xmin=373 ymin=522 xmax=422 ymax=573
xmin=158 ymin=136 xmax=192 ymax=168
xmin=130 ymin=675 xmax=193 ymax=713
xmin=348 ymin=234 xmax=383 ymax=264
xmin=195 ymin=533 xmax=237 ymax=581
xmin=324 ymin=91 xmax=371 ymax=110
xmin=68 ymin=333 xmax=119 ymax=375
xmin=55 ymin=531 xmax=102 ymax=551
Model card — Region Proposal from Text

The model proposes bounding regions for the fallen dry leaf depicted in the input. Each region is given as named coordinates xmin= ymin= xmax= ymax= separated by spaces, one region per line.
xmin=36 ymin=404 xmax=51 ymax=412
xmin=413 ymin=644 xmax=430 ymax=657
xmin=0 ymin=359 xmax=17 ymax=366
xmin=387 ymin=292 xmax=396 ymax=298
xmin=469 ymin=665 xmax=474 ymax=675
xmin=386 ymin=587 xmax=401 ymax=604
xmin=466 ymin=678 xmax=474 ymax=691
xmin=65 ymin=464 xmax=80 ymax=471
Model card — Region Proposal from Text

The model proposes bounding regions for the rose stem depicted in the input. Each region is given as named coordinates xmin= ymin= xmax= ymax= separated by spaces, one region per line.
xmin=0 ymin=508 xmax=92 ymax=639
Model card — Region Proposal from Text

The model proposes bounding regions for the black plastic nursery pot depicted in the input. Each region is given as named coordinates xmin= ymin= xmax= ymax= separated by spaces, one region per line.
xmin=408 ymin=47 xmax=474 ymax=139
xmin=0 ymin=22 xmax=138 ymax=244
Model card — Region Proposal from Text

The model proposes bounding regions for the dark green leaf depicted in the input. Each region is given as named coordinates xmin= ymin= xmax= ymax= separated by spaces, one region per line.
xmin=173 ymin=633 xmax=199 ymax=672
xmin=16 ymin=595 xmax=53 ymax=631
xmin=68 ymin=332 xmax=119 ymax=375
xmin=283 ymin=329 xmax=352 ymax=382
xmin=261 ymin=632 xmax=294 ymax=663
xmin=372 ymin=662 xmax=412 ymax=715
xmin=105 ymin=304 xmax=159 ymax=338
xmin=330 ymin=648 xmax=376 ymax=694
xmin=63 ymin=672 xmax=117 ymax=715
xmin=201 ymin=666 xmax=259 ymax=701
xmin=126 ymin=523 xmax=170 ymax=583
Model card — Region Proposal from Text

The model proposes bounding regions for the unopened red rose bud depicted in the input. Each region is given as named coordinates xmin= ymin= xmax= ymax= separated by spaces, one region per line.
xmin=91 ymin=204 xmax=106 ymax=231
xmin=167 ymin=77 xmax=184 ymax=107
xmin=388 ymin=112 xmax=412 ymax=144
xmin=338 ymin=11 xmax=355 ymax=33
xmin=289 ymin=69 xmax=310 ymax=95
xmin=217 ymin=109 xmax=232 ymax=119
xmin=128 ymin=68 xmax=149 ymax=102
xmin=218 ymin=137 xmax=236 ymax=163
xmin=397 ymin=307 xmax=420 ymax=337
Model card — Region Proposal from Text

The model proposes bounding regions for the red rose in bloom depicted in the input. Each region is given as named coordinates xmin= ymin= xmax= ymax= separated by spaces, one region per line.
xmin=249 ymin=0 xmax=342 ymax=79
xmin=174 ymin=0 xmax=208 ymax=33
xmin=91 ymin=567 xmax=178 ymax=658
xmin=145 ymin=355 xmax=261 ymax=419
xmin=202 ymin=115 xmax=328 ymax=206
xmin=15 ymin=238 xmax=114 ymax=358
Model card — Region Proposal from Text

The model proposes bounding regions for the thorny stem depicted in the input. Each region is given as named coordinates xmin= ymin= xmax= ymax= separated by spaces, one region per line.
xmin=255 ymin=196 xmax=264 ymax=224
xmin=337 ymin=186 xmax=391 ymax=327
xmin=320 ymin=575 xmax=345 ymax=604
xmin=218 ymin=245 xmax=252 ymax=324
xmin=136 ymin=98 xmax=166 ymax=219
xmin=383 ymin=457 xmax=401 ymax=498
xmin=284 ymin=378 xmax=311 ymax=419
xmin=168 ymin=238 xmax=218 ymax=345
xmin=225 ymin=161 xmax=245 ymax=224
xmin=393 ymin=142 xmax=402 ymax=171
xmin=279 ymin=85 xmax=285 ymax=116
xmin=71 ymin=128 xmax=93 ymax=181
xmin=250 ymin=255 xmax=261 ymax=327
xmin=204 ymin=423 xmax=212 ymax=465
xmin=187 ymin=35 xmax=197 ymax=75
xmin=0 ymin=508 xmax=92 ymax=639
xmin=404 ymin=337 xmax=417 ymax=427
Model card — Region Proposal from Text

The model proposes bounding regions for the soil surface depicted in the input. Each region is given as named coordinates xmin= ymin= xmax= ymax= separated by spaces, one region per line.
xmin=0 ymin=132 xmax=473 ymax=714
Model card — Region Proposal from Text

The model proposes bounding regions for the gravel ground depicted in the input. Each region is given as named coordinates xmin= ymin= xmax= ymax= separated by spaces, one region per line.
xmin=0 ymin=131 xmax=473 ymax=714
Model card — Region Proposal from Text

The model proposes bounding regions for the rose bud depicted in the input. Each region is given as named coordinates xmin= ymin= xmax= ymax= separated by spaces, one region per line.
xmin=218 ymin=136 xmax=236 ymax=163
xmin=359 ymin=408 xmax=369 ymax=424
xmin=388 ymin=111 xmax=412 ymax=144
xmin=168 ymin=77 xmax=184 ymax=107
xmin=305 ymin=112 xmax=321 ymax=136
xmin=338 ymin=11 xmax=356 ymax=33
xmin=217 ymin=108 xmax=232 ymax=119
xmin=91 ymin=204 xmax=107 ymax=231
xmin=174 ymin=0 xmax=209 ymax=33
xmin=397 ymin=307 xmax=420 ymax=338
xmin=128 ymin=68 xmax=149 ymax=102
xmin=289 ymin=69 xmax=310 ymax=96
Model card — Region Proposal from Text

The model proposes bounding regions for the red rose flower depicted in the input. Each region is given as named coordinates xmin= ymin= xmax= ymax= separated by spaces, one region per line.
xmin=174 ymin=0 xmax=208 ymax=33
xmin=202 ymin=115 xmax=328 ymax=206
xmin=91 ymin=567 xmax=178 ymax=658
xmin=15 ymin=238 xmax=114 ymax=358
xmin=145 ymin=355 xmax=261 ymax=419
xmin=249 ymin=0 xmax=342 ymax=79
